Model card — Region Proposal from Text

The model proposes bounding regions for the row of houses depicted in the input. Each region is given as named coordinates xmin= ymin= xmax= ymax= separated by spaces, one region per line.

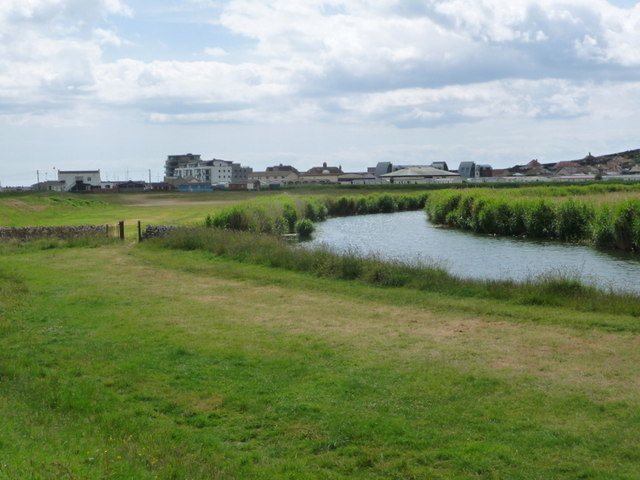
xmin=26 ymin=156 xmax=494 ymax=193
xmin=494 ymin=155 xmax=640 ymax=181
xmin=33 ymin=171 xmax=173 ymax=193
xmin=164 ymin=154 xmax=494 ymax=190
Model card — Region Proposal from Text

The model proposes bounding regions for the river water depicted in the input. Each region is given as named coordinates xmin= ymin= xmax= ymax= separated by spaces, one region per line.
xmin=304 ymin=210 xmax=640 ymax=294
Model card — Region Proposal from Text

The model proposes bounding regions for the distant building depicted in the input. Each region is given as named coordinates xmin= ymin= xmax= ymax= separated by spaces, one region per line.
xmin=457 ymin=162 xmax=475 ymax=179
xmin=150 ymin=182 xmax=175 ymax=192
xmin=431 ymin=162 xmax=449 ymax=171
xmin=298 ymin=162 xmax=343 ymax=184
xmin=249 ymin=164 xmax=300 ymax=187
xmin=338 ymin=173 xmax=377 ymax=185
xmin=305 ymin=162 xmax=343 ymax=175
xmin=374 ymin=162 xmax=393 ymax=178
xmin=381 ymin=166 xmax=460 ymax=184
xmin=165 ymin=153 xmax=201 ymax=178
xmin=32 ymin=180 xmax=65 ymax=192
xmin=57 ymin=170 xmax=102 ymax=192
xmin=266 ymin=164 xmax=299 ymax=175
xmin=475 ymin=164 xmax=493 ymax=178
xmin=165 ymin=154 xmax=252 ymax=187
xmin=116 ymin=180 xmax=146 ymax=193
xmin=373 ymin=161 xmax=451 ymax=179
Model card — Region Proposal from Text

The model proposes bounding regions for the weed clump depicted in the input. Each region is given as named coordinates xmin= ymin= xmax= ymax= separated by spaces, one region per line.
xmin=295 ymin=218 xmax=315 ymax=238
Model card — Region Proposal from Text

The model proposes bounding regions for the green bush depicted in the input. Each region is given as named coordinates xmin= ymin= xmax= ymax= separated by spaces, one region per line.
xmin=554 ymin=200 xmax=594 ymax=241
xmin=303 ymin=198 xmax=328 ymax=221
xmin=611 ymin=200 xmax=640 ymax=252
xmin=591 ymin=205 xmax=615 ymax=248
xmin=282 ymin=202 xmax=298 ymax=233
xmin=523 ymin=200 xmax=556 ymax=238
xmin=295 ymin=218 xmax=315 ymax=238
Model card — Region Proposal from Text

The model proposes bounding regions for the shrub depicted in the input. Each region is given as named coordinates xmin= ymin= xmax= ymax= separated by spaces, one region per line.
xmin=295 ymin=218 xmax=315 ymax=238
xmin=612 ymin=200 xmax=640 ymax=252
xmin=554 ymin=200 xmax=594 ymax=242
xmin=377 ymin=194 xmax=398 ymax=213
xmin=591 ymin=205 xmax=615 ymax=248
xmin=282 ymin=202 xmax=298 ymax=233
xmin=523 ymin=200 xmax=556 ymax=238
xmin=303 ymin=198 xmax=328 ymax=222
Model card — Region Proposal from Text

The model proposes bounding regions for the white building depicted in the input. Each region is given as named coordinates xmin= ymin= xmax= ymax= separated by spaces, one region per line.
xmin=166 ymin=155 xmax=252 ymax=186
xmin=381 ymin=166 xmax=460 ymax=184
xmin=57 ymin=170 xmax=102 ymax=192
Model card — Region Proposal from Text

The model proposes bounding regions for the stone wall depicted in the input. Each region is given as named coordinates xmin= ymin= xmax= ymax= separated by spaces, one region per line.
xmin=141 ymin=225 xmax=183 ymax=240
xmin=0 ymin=225 xmax=110 ymax=241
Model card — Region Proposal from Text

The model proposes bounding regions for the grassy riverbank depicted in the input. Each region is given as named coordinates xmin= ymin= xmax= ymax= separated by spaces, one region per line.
xmin=0 ymin=188 xmax=427 ymax=231
xmin=425 ymin=185 xmax=640 ymax=252
xmin=2 ymin=189 xmax=640 ymax=478
xmin=154 ymin=227 xmax=640 ymax=317
xmin=205 ymin=192 xmax=427 ymax=234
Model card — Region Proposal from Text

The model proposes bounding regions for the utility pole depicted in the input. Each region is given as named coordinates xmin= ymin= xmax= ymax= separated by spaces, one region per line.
xmin=36 ymin=170 xmax=40 ymax=189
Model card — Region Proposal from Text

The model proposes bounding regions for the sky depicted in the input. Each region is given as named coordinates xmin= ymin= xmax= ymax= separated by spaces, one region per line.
xmin=2 ymin=0 xmax=640 ymax=186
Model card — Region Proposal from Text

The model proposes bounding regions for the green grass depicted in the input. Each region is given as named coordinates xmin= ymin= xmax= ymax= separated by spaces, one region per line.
xmin=2 ymin=189 xmax=640 ymax=478
xmin=2 ymin=243 xmax=640 ymax=479
xmin=0 ymin=190 xmax=269 ymax=228
xmin=204 ymin=192 xmax=427 ymax=234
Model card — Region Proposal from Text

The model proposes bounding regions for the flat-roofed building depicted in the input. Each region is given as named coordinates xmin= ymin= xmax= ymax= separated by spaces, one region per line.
xmin=165 ymin=154 xmax=252 ymax=187
xmin=57 ymin=170 xmax=102 ymax=192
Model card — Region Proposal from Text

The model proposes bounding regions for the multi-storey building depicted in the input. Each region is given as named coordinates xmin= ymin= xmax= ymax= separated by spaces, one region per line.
xmin=164 ymin=154 xmax=252 ymax=186
xmin=165 ymin=154 xmax=201 ymax=178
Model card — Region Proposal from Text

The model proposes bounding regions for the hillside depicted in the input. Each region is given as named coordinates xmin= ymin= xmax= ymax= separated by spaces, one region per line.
xmin=506 ymin=148 xmax=640 ymax=176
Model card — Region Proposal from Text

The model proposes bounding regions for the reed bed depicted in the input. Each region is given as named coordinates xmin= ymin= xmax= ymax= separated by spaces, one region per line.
xmin=205 ymin=192 xmax=429 ymax=235
xmin=425 ymin=187 xmax=640 ymax=252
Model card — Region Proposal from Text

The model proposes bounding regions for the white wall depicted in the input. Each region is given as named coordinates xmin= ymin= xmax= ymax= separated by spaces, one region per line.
xmin=57 ymin=171 xmax=101 ymax=191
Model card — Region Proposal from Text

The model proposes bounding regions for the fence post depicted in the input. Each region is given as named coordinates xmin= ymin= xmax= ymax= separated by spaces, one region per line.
xmin=119 ymin=221 xmax=125 ymax=240
xmin=138 ymin=221 xmax=142 ymax=242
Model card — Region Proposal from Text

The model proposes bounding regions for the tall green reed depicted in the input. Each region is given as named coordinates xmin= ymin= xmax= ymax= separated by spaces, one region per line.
xmin=425 ymin=188 xmax=640 ymax=252
xmin=205 ymin=192 xmax=428 ymax=235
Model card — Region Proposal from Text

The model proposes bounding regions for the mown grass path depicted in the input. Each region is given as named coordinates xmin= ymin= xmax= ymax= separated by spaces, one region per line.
xmin=1 ymin=243 xmax=639 ymax=479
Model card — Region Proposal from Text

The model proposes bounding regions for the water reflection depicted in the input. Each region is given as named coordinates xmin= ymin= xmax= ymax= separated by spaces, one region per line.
xmin=304 ymin=210 xmax=640 ymax=294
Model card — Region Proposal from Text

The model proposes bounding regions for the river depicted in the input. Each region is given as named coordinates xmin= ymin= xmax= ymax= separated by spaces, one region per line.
xmin=304 ymin=210 xmax=640 ymax=294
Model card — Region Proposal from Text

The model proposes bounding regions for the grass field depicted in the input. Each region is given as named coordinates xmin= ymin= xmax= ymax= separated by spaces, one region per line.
xmin=0 ymin=188 xmax=422 ymax=230
xmin=0 ymin=191 xmax=267 ymax=228
xmin=2 ymin=189 xmax=640 ymax=479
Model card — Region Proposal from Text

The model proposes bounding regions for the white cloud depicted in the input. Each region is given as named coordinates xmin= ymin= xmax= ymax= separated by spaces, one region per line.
xmin=93 ymin=28 xmax=126 ymax=46
xmin=2 ymin=0 xmax=640 ymax=138
xmin=0 ymin=0 xmax=132 ymax=122
xmin=204 ymin=47 xmax=229 ymax=57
